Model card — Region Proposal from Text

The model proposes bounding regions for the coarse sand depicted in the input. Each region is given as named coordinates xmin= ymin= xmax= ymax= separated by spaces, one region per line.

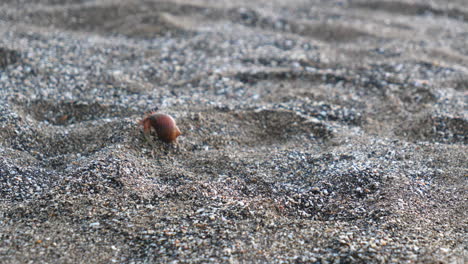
xmin=0 ymin=0 xmax=467 ymax=263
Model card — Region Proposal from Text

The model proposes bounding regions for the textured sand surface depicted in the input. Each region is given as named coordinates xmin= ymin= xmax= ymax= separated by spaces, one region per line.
xmin=0 ymin=0 xmax=467 ymax=263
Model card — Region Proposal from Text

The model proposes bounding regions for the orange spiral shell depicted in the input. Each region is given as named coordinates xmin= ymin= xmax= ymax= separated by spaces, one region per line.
xmin=140 ymin=112 xmax=181 ymax=143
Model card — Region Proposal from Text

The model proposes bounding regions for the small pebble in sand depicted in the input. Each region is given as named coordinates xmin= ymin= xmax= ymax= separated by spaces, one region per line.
xmin=140 ymin=112 xmax=181 ymax=143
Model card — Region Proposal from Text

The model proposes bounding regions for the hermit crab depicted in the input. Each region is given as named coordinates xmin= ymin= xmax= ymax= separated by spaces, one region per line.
xmin=139 ymin=112 xmax=181 ymax=144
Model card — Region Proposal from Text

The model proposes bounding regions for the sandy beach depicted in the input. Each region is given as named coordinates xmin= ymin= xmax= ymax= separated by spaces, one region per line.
xmin=0 ymin=0 xmax=467 ymax=263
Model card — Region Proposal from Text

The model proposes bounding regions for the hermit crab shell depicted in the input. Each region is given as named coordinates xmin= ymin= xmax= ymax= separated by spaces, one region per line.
xmin=140 ymin=113 xmax=181 ymax=143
